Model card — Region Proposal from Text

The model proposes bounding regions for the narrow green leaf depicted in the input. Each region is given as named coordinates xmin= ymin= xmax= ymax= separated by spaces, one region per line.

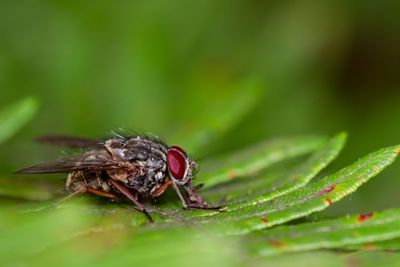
xmin=197 ymin=145 xmax=400 ymax=235
xmin=257 ymin=250 xmax=400 ymax=267
xmin=343 ymin=237 xmax=400 ymax=251
xmin=0 ymin=97 xmax=39 ymax=144
xmin=199 ymin=135 xmax=326 ymax=188
xmin=175 ymin=133 xmax=345 ymax=220
xmin=201 ymin=171 xmax=283 ymax=203
xmin=246 ymin=208 xmax=400 ymax=257
xmin=227 ymin=133 xmax=346 ymax=210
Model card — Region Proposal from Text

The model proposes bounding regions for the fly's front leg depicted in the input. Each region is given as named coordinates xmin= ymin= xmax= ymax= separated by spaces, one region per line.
xmin=184 ymin=182 xmax=207 ymax=206
xmin=183 ymin=182 xmax=225 ymax=211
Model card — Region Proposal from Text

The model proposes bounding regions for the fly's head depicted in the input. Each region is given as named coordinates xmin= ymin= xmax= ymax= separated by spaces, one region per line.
xmin=166 ymin=145 xmax=198 ymax=186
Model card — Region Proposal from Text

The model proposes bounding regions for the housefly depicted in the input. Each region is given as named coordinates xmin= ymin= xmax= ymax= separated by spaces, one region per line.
xmin=16 ymin=134 xmax=223 ymax=221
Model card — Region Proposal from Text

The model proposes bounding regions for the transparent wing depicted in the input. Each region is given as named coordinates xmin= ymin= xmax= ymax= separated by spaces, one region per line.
xmin=15 ymin=152 xmax=120 ymax=174
xmin=35 ymin=135 xmax=103 ymax=148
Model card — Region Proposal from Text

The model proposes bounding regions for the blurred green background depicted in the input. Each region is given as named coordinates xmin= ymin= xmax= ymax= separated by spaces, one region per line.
xmin=1 ymin=1 xmax=400 ymax=215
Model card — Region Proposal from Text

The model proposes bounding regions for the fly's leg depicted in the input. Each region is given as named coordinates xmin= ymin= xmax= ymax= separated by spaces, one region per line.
xmin=172 ymin=182 xmax=190 ymax=209
xmin=109 ymin=179 xmax=153 ymax=222
xmin=53 ymin=188 xmax=86 ymax=208
xmin=186 ymin=187 xmax=226 ymax=211
xmin=185 ymin=182 xmax=208 ymax=206
xmin=54 ymin=187 xmax=119 ymax=208
xmin=173 ymin=182 xmax=225 ymax=211
xmin=193 ymin=183 xmax=205 ymax=191
xmin=186 ymin=185 xmax=226 ymax=211
xmin=86 ymin=188 xmax=119 ymax=199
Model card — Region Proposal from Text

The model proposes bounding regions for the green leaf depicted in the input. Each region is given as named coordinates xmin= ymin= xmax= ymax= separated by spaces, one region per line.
xmin=0 ymin=97 xmax=39 ymax=144
xmin=256 ymin=251 xmax=400 ymax=267
xmin=18 ymin=135 xmax=398 ymax=237
xmin=3 ymin=134 xmax=400 ymax=267
xmin=246 ymin=208 xmax=400 ymax=257
xmin=195 ymin=145 xmax=400 ymax=235
xmin=174 ymin=133 xmax=345 ymax=220
xmin=343 ymin=237 xmax=400 ymax=251
xmin=199 ymin=135 xmax=327 ymax=188
xmin=227 ymin=132 xmax=346 ymax=211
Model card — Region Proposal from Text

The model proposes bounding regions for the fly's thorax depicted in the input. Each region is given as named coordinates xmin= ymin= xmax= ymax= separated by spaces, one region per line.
xmin=104 ymin=136 xmax=169 ymax=196
xmin=104 ymin=136 xmax=168 ymax=163
xmin=125 ymin=155 xmax=168 ymax=195
xmin=123 ymin=136 xmax=168 ymax=181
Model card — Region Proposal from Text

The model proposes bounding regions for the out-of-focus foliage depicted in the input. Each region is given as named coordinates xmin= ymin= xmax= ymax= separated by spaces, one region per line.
xmin=0 ymin=97 xmax=38 ymax=144
xmin=1 ymin=1 xmax=400 ymax=266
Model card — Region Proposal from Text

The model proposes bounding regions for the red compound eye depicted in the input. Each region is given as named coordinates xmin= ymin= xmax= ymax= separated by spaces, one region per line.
xmin=170 ymin=145 xmax=187 ymax=156
xmin=167 ymin=147 xmax=188 ymax=180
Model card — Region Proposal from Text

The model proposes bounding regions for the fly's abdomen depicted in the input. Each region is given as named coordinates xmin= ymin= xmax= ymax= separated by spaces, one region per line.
xmin=66 ymin=171 xmax=110 ymax=193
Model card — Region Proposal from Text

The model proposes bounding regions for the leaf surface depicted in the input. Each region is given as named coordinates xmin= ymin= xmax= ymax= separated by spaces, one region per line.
xmin=246 ymin=208 xmax=400 ymax=257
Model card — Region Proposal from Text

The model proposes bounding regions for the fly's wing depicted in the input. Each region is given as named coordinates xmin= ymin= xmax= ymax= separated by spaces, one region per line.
xmin=15 ymin=151 xmax=120 ymax=174
xmin=35 ymin=135 xmax=103 ymax=148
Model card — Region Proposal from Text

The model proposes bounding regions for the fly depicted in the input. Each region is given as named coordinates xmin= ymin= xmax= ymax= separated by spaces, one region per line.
xmin=16 ymin=134 xmax=224 ymax=221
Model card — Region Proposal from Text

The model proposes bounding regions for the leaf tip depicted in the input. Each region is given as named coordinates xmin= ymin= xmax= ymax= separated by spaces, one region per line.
xmin=23 ymin=96 xmax=40 ymax=109
xmin=334 ymin=131 xmax=348 ymax=143
xmin=15 ymin=96 xmax=40 ymax=116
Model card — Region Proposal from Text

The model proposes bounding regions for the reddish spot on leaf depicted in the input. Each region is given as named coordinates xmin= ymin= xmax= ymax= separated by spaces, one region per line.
xmin=363 ymin=243 xmax=376 ymax=250
xmin=260 ymin=217 xmax=269 ymax=223
xmin=395 ymin=148 xmax=400 ymax=155
xmin=316 ymin=185 xmax=336 ymax=196
xmin=292 ymin=175 xmax=300 ymax=180
xmin=268 ymin=240 xmax=287 ymax=248
xmin=346 ymin=258 xmax=362 ymax=267
xmin=357 ymin=212 xmax=374 ymax=222
xmin=228 ymin=171 xmax=237 ymax=180
xmin=325 ymin=198 xmax=333 ymax=205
